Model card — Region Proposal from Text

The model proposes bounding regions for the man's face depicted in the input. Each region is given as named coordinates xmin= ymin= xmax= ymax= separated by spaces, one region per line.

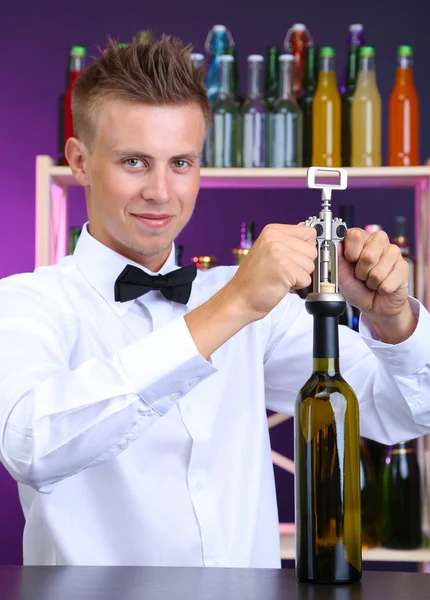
xmin=79 ymin=99 xmax=205 ymax=269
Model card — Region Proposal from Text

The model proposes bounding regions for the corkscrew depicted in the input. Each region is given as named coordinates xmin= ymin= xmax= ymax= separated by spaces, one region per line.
xmin=305 ymin=167 xmax=348 ymax=301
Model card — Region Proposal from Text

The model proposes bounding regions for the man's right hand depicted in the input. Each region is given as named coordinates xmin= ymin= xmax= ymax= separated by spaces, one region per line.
xmin=184 ymin=224 xmax=317 ymax=360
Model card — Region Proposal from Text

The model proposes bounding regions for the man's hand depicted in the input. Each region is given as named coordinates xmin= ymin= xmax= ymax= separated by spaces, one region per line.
xmin=339 ymin=227 xmax=417 ymax=343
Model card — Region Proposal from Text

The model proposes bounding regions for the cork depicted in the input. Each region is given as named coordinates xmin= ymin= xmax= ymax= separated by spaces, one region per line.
xmin=320 ymin=282 xmax=336 ymax=294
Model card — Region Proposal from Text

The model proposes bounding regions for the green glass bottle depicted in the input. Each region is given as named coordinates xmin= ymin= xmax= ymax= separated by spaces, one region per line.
xmin=341 ymin=45 xmax=360 ymax=166
xmin=211 ymin=55 xmax=239 ymax=167
xmin=69 ymin=226 xmax=82 ymax=254
xmin=265 ymin=45 xmax=280 ymax=112
xmin=225 ymin=46 xmax=244 ymax=109
xmin=295 ymin=295 xmax=362 ymax=583
xmin=299 ymin=45 xmax=318 ymax=167
xmin=381 ymin=440 xmax=422 ymax=549
xmin=360 ymin=438 xmax=380 ymax=549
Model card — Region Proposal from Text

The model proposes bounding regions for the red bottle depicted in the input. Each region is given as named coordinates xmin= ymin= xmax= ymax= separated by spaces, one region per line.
xmin=60 ymin=46 xmax=86 ymax=165
xmin=284 ymin=23 xmax=313 ymax=98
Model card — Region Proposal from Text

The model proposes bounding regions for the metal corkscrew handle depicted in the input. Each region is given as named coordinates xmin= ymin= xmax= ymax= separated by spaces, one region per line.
xmin=305 ymin=167 xmax=348 ymax=298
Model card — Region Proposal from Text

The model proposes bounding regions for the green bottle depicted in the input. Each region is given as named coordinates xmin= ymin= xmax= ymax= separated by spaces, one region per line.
xmin=341 ymin=45 xmax=360 ymax=166
xmin=295 ymin=295 xmax=362 ymax=583
xmin=299 ymin=45 xmax=318 ymax=167
xmin=265 ymin=45 xmax=280 ymax=112
xmin=225 ymin=46 xmax=244 ymax=109
xmin=381 ymin=440 xmax=422 ymax=549
xmin=360 ymin=439 xmax=380 ymax=549
xmin=211 ymin=55 xmax=238 ymax=167
xmin=69 ymin=227 xmax=82 ymax=254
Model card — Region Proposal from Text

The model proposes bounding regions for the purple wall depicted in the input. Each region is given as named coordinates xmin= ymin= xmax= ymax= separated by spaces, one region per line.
xmin=1 ymin=0 xmax=429 ymax=565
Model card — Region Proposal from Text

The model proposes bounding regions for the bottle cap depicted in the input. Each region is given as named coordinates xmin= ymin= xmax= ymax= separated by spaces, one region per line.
xmin=320 ymin=46 xmax=335 ymax=58
xmin=279 ymin=54 xmax=294 ymax=62
xmin=291 ymin=23 xmax=306 ymax=31
xmin=213 ymin=25 xmax=227 ymax=32
xmin=360 ymin=46 xmax=375 ymax=57
xmin=219 ymin=54 xmax=234 ymax=63
xmin=398 ymin=45 xmax=413 ymax=56
xmin=349 ymin=24 xmax=364 ymax=32
xmin=248 ymin=54 xmax=264 ymax=62
xmin=117 ymin=43 xmax=128 ymax=48
xmin=70 ymin=45 xmax=86 ymax=57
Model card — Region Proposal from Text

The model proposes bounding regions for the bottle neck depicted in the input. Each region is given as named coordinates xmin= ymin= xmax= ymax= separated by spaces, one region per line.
xmin=279 ymin=60 xmax=294 ymax=99
xmin=345 ymin=46 xmax=360 ymax=90
xmin=357 ymin=56 xmax=377 ymax=83
xmin=219 ymin=60 xmax=234 ymax=96
xmin=266 ymin=49 xmax=279 ymax=93
xmin=319 ymin=55 xmax=335 ymax=73
xmin=312 ymin=312 xmax=341 ymax=360
xmin=313 ymin=357 xmax=340 ymax=375
xmin=247 ymin=60 xmax=263 ymax=97
xmin=70 ymin=56 xmax=85 ymax=73
xmin=394 ymin=61 xmax=415 ymax=87
xmin=303 ymin=47 xmax=317 ymax=92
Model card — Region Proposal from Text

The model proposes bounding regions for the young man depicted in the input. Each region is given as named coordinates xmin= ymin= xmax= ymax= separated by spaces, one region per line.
xmin=0 ymin=34 xmax=429 ymax=568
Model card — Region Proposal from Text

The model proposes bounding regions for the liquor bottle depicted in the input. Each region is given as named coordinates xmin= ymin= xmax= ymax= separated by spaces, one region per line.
xmin=352 ymin=47 xmax=382 ymax=166
xmin=192 ymin=256 xmax=217 ymax=270
xmin=284 ymin=23 xmax=313 ymax=98
xmin=269 ymin=54 xmax=302 ymax=168
xmin=190 ymin=53 xmax=205 ymax=68
xmin=338 ymin=205 xmax=360 ymax=331
xmin=360 ymin=438 xmax=380 ymax=549
xmin=225 ymin=46 xmax=244 ymax=109
xmin=69 ymin=227 xmax=82 ymax=254
xmin=241 ymin=55 xmax=267 ymax=167
xmin=60 ymin=46 xmax=86 ymax=165
xmin=175 ymin=244 xmax=183 ymax=266
xmin=389 ymin=46 xmax=419 ymax=166
xmin=232 ymin=222 xmax=255 ymax=265
xmin=299 ymin=45 xmax=318 ymax=167
xmin=204 ymin=25 xmax=235 ymax=106
xmin=265 ymin=46 xmax=280 ymax=112
xmin=339 ymin=24 xmax=365 ymax=95
xmin=341 ymin=44 xmax=360 ymax=166
xmin=295 ymin=167 xmax=361 ymax=584
xmin=381 ymin=440 xmax=422 ymax=549
xmin=391 ymin=216 xmax=416 ymax=296
xmin=211 ymin=55 xmax=239 ymax=168
xmin=312 ymin=47 xmax=341 ymax=167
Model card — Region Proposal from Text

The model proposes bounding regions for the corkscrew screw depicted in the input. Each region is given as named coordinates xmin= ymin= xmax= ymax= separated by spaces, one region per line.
xmin=305 ymin=167 xmax=348 ymax=300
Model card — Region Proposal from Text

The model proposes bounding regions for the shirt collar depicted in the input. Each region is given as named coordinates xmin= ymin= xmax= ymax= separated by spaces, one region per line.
xmin=72 ymin=222 xmax=178 ymax=316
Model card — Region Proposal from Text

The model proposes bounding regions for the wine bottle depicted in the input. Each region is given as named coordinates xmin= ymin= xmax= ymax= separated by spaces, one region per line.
xmin=381 ymin=440 xmax=422 ymax=549
xmin=359 ymin=438 xmax=380 ymax=549
xmin=175 ymin=244 xmax=183 ymax=266
xmin=295 ymin=167 xmax=361 ymax=584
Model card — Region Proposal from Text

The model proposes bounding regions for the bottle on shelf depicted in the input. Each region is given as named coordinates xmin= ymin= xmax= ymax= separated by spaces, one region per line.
xmin=204 ymin=25 xmax=235 ymax=106
xmin=265 ymin=46 xmax=280 ymax=113
xmin=360 ymin=438 xmax=380 ymax=549
xmin=391 ymin=216 xmax=416 ymax=296
xmin=190 ymin=53 xmax=205 ymax=68
xmin=225 ymin=46 xmax=244 ymax=110
xmin=338 ymin=205 xmax=360 ymax=331
xmin=341 ymin=44 xmax=360 ymax=166
xmin=283 ymin=23 xmax=313 ymax=99
xmin=211 ymin=55 xmax=238 ymax=168
xmin=339 ymin=24 xmax=365 ymax=95
xmin=68 ymin=226 xmax=82 ymax=254
xmin=60 ymin=46 xmax=87 ymax=165
xmin=192 ymin=256 xmax=217 ymax=270
xmin=175 ymin=244 xmax=183 ymax=266
xmin=312 ymin=47 xmax=341 ymax=167
xmin=269 ymin=54 xmax=302 ymax=168
xmin=352 ymin=47 xmax=382 ymax=167
xmin=241 ymin=55 xmax=267 ymax=168
xmin=295 ymin=169 xmax=361 ymax=584
xmin=232 ymin=222 xmax=255 ymax=265
xmin=299 ymin=45 xmax=318 ymax=167
xmin=388 ymin=45 xmax=419 ymax=167
xmin=381 ymin=440 xmax=422 ymax=549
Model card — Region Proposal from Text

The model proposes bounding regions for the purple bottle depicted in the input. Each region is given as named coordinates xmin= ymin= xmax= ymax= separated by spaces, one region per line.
xmin=339 ymin=24 xmax=365 ymax=94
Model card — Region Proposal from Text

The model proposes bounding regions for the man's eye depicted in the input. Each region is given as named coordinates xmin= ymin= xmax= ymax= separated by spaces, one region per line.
xmin=173 ymin=160 xmax=189 ymax=169
xmin=125 ymin=158 xmax=144 ymax=168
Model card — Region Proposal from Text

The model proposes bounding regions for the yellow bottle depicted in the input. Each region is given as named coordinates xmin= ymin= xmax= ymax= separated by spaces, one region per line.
xmin=352 ymin=46 xmax=381 ymax=166
xmin=312 ymin=47 xmax=341 ymax=167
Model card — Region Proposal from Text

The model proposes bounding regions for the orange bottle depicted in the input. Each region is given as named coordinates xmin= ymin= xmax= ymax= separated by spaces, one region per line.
xmin=284 ymin=23 xmax=313 ymax=98
xmin=388 ymin=46 xmax=419 ymax=166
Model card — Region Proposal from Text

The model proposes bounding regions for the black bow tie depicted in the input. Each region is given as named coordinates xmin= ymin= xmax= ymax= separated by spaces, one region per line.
xmin=114 ymin=264 xmax=197 ymax=304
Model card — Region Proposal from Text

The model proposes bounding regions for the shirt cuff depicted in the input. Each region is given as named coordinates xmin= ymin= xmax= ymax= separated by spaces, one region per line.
xmin=117 ymin=316 xmax=217 ymax=414
xmin=359 ymin=297 xmax=430 ymax=375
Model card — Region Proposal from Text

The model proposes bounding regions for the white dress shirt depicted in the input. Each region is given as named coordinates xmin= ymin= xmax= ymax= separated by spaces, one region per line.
xmin=1 ymin=222 xmax=430 ymax=568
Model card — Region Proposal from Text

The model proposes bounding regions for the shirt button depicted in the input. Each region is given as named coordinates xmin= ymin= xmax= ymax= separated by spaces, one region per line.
xmin=170 ymin=393 xmax=181 ymax=402
xmin=189 ymin=377 xmax=199 ymax=387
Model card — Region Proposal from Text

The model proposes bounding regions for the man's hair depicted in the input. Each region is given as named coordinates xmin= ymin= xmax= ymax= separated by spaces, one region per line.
xmin=72 ymin=32 xmax=210 ymax=147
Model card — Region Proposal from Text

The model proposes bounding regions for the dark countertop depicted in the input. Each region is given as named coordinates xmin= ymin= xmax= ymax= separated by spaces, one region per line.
xmin=1 ymin=566 xmax=429 ymax=600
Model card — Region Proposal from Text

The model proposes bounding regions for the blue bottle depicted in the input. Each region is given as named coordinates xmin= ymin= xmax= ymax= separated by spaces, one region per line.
xmin=205 ymin=25 xmax=235 ymax=106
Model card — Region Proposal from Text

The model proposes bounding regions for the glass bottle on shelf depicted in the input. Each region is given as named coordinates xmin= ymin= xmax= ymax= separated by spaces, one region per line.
xmin=341 ymin=44 xmax=360 ymax=166
xmin=241 ymin=55 xmax=267 ymax=168
xmin=360 ymin=438 xmax=380 ymax=549
xmin=211 ymin=55 xmax=239 ymax=168
xmin=381 ymin=440 xmax=422 ymax=549
xmin=60 ymin=46 xmax=87 ymax=165
xmin=265 ymin=45 xmax=280 ymax=113
xmin=232 ymin=222 xmax=255 ymax=265
xmin=391 ymin=216 xmax=416 ymax=297
xmin=299 ymin=45 xmax=318 ymax=168
xmin=269 ymin=54 xmax=302 ymax=168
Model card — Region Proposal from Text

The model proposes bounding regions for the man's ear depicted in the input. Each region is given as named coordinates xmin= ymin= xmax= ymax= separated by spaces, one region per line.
xmin=65 ymin=137 xmax=90 ymax=186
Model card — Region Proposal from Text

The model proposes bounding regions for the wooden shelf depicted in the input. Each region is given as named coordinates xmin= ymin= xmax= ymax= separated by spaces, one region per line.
xmin=47 ymin=163 xmax=430 ymax=190
xmin=279 ymin=525 xmax=430 ymax=563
